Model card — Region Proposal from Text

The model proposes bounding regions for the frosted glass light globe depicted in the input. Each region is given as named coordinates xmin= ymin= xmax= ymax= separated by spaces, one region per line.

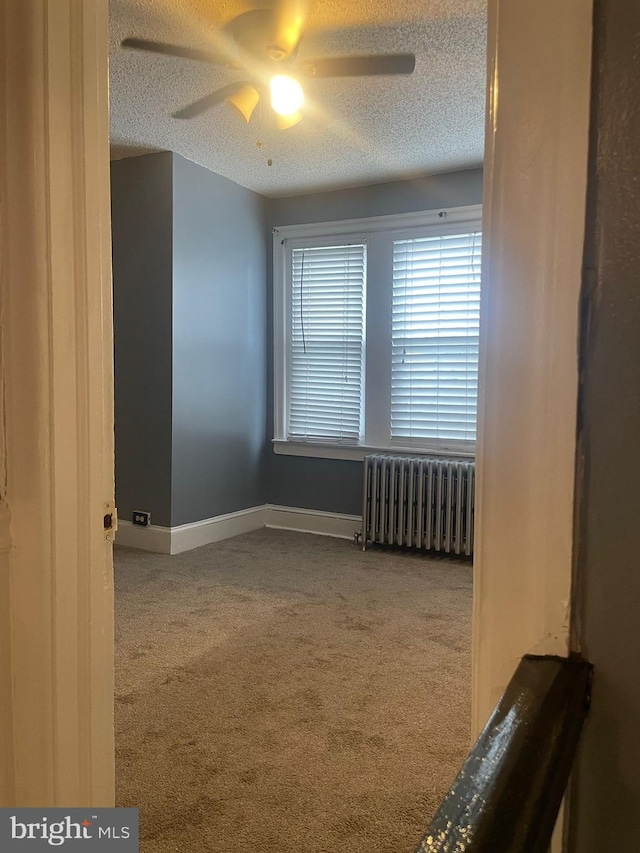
xmin=270 ymin=75 xmax=304 ymax=117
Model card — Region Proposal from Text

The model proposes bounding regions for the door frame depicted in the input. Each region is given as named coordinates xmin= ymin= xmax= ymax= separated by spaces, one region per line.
xmin=0 ymin=0 xmax=594 ymax=839
xmin=474 ymin=0 xmax=593 ymax=727
xmin=0 ymin=0 xmax=114 ymax=805
xmin=473 ymin=0 xmax=593 ymax=846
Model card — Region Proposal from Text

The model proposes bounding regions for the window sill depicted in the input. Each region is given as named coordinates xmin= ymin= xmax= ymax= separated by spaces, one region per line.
xmin=272 ymin=440 xmax=475 ymax=462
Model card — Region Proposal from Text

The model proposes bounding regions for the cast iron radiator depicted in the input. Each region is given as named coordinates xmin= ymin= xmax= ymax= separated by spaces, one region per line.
xmin=361 ymin=455 xmax=475 ymax=555
xmin=413 ymin=654 xmax=593 ymax=852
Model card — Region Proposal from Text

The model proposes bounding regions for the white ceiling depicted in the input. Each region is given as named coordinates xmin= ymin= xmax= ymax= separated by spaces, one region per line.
xmin=109 ymin=0 xmax=486 ymax=197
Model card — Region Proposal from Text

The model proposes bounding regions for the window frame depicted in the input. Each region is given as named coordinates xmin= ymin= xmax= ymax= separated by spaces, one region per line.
xmin=273 ymin=204 xmax=483 ymax=461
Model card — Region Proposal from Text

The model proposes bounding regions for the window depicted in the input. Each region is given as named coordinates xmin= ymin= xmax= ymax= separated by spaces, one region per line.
xmin=273 ymin=206 xmax=482 ymax=460
xmin=288 ymin=244 xmax=366 ymax=444
xmin=391 ymin=232 xmax=482 ymax=446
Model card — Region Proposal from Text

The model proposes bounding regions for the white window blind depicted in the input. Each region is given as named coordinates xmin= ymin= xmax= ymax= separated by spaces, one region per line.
xmin=391 ymin=231 xmax=482 ymax=448
xmin=288 ymin=243 xmax=366 ymax=444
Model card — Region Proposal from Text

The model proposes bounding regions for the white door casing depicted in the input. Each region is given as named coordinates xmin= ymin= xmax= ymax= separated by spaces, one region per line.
xmin=474 ymin=3 xmax=592 ymax=846
xmin=0 ymin=0 xmax=114 ymax=806
xmin=474 ymin=0 xmax=592 ymax=730
xmin=475 ymin=4 xmax=592 ymax=845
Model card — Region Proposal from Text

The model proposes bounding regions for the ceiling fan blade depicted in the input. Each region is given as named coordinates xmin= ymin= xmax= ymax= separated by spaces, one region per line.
xmin=172 ymin=82 xmax=253 ymax=120
xmin=122 ymin=37 xmax=234 ymax=68
xmin=267 ymin=0 xmax=311 ymax=60
xmin=301 ymin=54 xmax=416 ymax=78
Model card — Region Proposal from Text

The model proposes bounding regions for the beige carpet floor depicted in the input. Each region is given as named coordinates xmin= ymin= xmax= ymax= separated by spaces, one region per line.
xmin=115 ymin=528 xmax=472 ymax=853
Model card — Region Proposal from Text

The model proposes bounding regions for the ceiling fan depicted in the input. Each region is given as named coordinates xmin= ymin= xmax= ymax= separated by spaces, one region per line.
xmin=122 ymin=0 xmax=416 ymax=130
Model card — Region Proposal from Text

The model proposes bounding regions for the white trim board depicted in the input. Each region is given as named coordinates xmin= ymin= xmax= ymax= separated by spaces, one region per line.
xmin=272 ymin=439 xmax=475 ymax=462
xmin=116 ymin=506 xmax=268 ymax=555
xmin=115 ymin=505 xmax=362 ymax=555
xmin=271 ymin=204 xmax=483 ymax=241
xmin=474 ymin=0 xmax=591 ymax=727
xmin=266 ymin=506 xmax=360 ymax=541
xmin=0 ymin=0 xmax=115 ymax=806
xmin=115 ymin=521 xmax=172 ymax=554
xmin=475 ymin=3 xmax=592 ymax=850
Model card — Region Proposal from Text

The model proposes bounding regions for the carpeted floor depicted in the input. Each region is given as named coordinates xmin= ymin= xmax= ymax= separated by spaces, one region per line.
xmin=115 ymin=528 xmax=472 ymax=853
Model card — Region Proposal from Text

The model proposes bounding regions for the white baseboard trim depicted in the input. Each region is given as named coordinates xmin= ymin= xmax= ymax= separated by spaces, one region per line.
xmin=170 ymin=506 xmax=267 ymax=555
xmin=115 ymin=504 xmax=362 ymax=554
xmin=115 ymin=520 xmax=171 ymax=554
xmin=264 ymin=505 xmax=360 ymax=541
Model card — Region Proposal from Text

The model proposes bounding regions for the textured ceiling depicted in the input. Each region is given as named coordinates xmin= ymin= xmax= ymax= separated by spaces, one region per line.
xmin=109 ymin=0 xmax=487 ymax=196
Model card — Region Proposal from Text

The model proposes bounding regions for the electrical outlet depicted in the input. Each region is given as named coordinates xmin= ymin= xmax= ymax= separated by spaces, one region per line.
xmin=132 ymin=511 xmax=150 ymax=527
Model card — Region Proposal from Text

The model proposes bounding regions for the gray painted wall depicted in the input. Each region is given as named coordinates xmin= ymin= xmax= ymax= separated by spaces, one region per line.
xmin=171 ymin=154 xmax=268 ymax=526
xmin=266 ymin=169 xmax=484 ymax=514
xmin=111 ymin=152 xmax=174 ymax=528
xmin=569 ymin=1 xmax=640 ymax=848
xmin=111 ymin=152 xmax=267 ymax=527
xmin=112 ymin=162 xmax=481 ymax=524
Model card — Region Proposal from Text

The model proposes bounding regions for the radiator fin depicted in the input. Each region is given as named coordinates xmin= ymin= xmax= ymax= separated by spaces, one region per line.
xmin=362 ymin=455 xmax=475 ymax=556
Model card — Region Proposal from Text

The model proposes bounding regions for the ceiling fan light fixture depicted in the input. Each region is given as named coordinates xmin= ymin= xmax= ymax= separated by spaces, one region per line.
xmin=267 ymin=45 xmax=287 ymax=61
xmin=267 ymin=0 xmax=310 ymax=60
xmin=274 ymin=110 xmax=303 ymax=130
xmin=270 ymin=74 xmax=304 ymax=117
xmin=225 ymin=84 xmax=260 ymax=123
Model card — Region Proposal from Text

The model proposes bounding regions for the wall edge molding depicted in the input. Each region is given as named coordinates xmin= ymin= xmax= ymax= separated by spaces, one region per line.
xmin=170 ymin=506 xmax=268 ymax=554
xmin=115 ymin=505 xmax=363 ymax=554
xmin=115 ymin=520 xmax=172 ymax=554
xmin=265 ymin=505 xmax=361 ymax=541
